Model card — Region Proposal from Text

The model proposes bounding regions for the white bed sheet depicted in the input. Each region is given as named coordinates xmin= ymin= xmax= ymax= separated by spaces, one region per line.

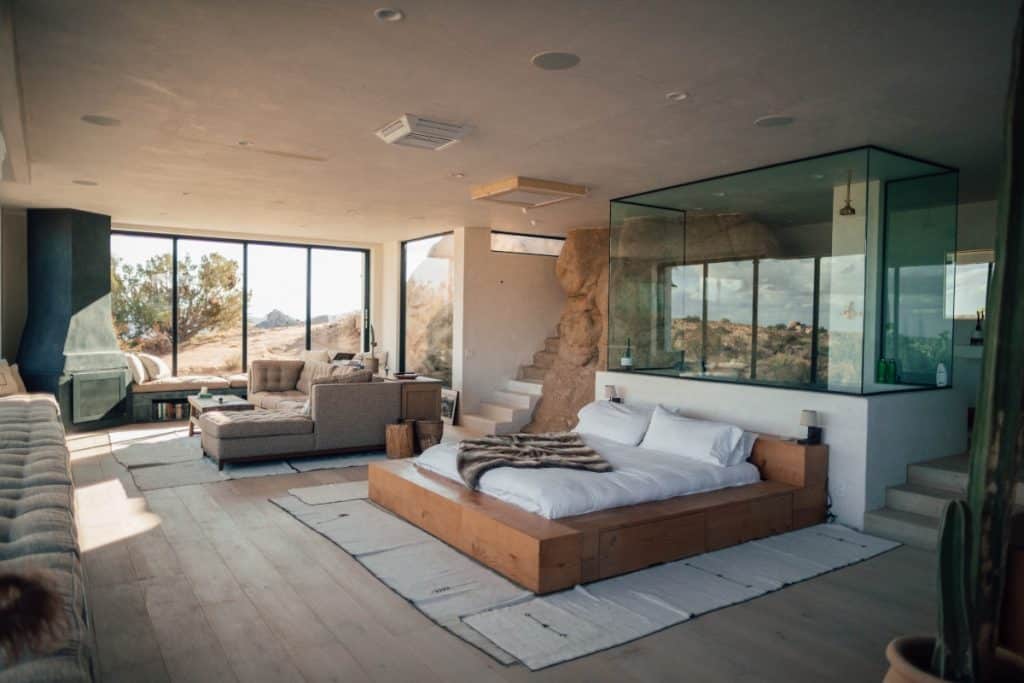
xmin=414 ymin=434 xmax=762 ymax=519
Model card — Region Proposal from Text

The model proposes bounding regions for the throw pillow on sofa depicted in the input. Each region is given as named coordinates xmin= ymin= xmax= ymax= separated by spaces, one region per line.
xmin=0 ymin=362 xmax=25 ymax=396
xmin=124 ymin=352 xmax=148 ymax=384
xmin=297 ymin=360 xmax=336 ymax=394
xmin=137 ymin=353 xmax=171 ymax=380
xmin=310 ymin=369 xmax=374 ymax=385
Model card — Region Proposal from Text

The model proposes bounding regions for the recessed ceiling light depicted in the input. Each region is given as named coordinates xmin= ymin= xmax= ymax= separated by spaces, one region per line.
xmin=529 ymin=219 xmax=538 ymax=227
xmin=811 ymin=173 xmax=825 ymax=180
xmin=374 ymin=8 xmax=404 ymax=22
xmin=238 ymin=140 xmax=252 ymax=146
xmin=754 ymin=115 xmax=795 ymax=128
xmin=531 ymin=51 xmax=580 ymax=71
xmin=450 ymin=171 xmax=466 ymax=179
xmin=72 ymin=179 xmax=98 ymax=186
xmin=711 ymin=191 xmax=726 ymax=197
xmin=665 ymin=91 xmax=689 ymax=102
xmin=80 ymin=114 xmax=121 ymax=127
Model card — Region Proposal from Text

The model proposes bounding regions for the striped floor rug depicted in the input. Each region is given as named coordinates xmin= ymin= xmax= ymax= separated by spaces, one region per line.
xmin=272 ymin=484 xmax=899 ymax=670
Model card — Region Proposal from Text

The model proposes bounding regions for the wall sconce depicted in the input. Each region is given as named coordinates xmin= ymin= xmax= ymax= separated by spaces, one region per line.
xmin=798 ymin=409 xmax=822 ymax=445
xmin=604 ymin=385 xmax=622 ymax=403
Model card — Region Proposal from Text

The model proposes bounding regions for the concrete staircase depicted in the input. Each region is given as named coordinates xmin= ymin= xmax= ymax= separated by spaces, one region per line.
xmin=459 ymin=336 xmax=559 ymax=435
xmin=864 ymin=454 xmax=1024 ymax=550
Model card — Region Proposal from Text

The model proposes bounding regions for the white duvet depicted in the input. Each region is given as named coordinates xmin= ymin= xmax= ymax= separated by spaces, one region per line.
xmin=414 ymin=433 xmax=761 ymax=519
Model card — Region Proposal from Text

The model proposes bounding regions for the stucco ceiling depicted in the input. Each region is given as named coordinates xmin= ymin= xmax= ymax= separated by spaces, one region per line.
xmin=0 ymin=0 xmax=1017 ymax=245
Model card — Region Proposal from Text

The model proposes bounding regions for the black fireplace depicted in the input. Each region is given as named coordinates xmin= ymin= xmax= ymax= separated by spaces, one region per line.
xmin=17 ymin=209 xmax=130 ymax=430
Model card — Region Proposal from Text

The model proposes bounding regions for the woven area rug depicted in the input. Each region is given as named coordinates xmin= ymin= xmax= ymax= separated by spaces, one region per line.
xmin=110 ymin=426 xmax=386 ymax=491
xmin=271 ymin=484 xmax=900 ymax=670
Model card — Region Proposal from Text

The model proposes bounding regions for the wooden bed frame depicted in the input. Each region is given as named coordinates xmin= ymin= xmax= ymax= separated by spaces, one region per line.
xmin=367 ymin=436 xmax=828 ymax=594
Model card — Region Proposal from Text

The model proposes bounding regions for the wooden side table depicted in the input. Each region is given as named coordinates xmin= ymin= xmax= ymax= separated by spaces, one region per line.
xmin=188 ymin=394 xmax=254 ymax=436
xmin=385 ymin=422 xmax=415 ymax=459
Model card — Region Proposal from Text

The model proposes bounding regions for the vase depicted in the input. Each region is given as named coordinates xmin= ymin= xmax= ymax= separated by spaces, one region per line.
xmin=884 ymin=636 xmax=1024 ymax=682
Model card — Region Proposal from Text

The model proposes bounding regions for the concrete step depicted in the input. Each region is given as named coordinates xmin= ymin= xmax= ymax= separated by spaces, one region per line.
xmin=863 ymin=507 xmax=940 ymax=550
xmin=506 ymin=379 xmax=544 ymax=396
xmin=544 ymin=337 xmax=561 ymax=353
xmin=519 ymin=365 xmax=547 ymax=381
xmin=491 ymin=390 xmax=539 ymax=410
xmin=886 ymin=483 xmax=959 ymax=519
xmin=532 ymin=350 xmax=558 ymax=369
xmin=460 ymin=413 xmax=514 ymax=436
xmin=908 ymin=454 xmax=1024 ymax=500
xmin=479 ymin=401 xmax=530 ymax=424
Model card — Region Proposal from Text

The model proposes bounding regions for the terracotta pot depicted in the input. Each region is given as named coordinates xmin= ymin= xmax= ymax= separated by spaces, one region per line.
xmin=884 ymin=636 xmax=1024 ymax=683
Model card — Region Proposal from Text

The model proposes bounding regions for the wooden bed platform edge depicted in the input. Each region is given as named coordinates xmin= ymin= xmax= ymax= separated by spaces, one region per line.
xmin=367 ymin=436 xmax=829 ymax=594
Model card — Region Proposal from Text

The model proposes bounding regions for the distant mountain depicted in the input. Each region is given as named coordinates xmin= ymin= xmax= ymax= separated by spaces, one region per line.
xmin=255 ymin=309 xmax=301 ymax=329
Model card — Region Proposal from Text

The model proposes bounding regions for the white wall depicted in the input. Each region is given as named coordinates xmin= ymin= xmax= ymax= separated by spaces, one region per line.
xmin=865 ymin=389 xmax=968 ymax=512
xmin=375 ymin=240 xmax=401 ymax=374
xmin=594 ymin=370 xmax=966 ymax=528
xmin=458 ymin=227 xmax=563 ymax=414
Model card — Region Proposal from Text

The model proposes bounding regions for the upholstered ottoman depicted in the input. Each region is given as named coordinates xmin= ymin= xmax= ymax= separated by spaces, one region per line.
xmin=199 ymin=409 xmax=315 ymax=469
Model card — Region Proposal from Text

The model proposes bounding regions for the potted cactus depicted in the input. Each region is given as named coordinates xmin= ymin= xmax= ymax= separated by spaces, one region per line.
xmin=884 ymin=6 xmax=1024 ymax=682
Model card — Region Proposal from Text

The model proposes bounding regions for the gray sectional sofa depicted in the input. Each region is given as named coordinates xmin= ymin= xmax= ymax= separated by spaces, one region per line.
xmin=199 ymin=359 xmax=403 ymax=468
xmin=0 ymin=395 xmax=95 ymax=682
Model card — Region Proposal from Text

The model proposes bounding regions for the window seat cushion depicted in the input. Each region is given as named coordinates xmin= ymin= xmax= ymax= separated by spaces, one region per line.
xmin=132 ymin=375 xmax=231 ymax=393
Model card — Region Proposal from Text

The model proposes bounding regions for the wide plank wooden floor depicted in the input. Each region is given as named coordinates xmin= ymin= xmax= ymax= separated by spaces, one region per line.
xmin=70 ymin=422 xmax=935 ymax=682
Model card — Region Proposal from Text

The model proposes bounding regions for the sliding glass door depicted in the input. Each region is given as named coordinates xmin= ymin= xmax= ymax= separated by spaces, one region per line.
xmin=110 ymin=232 xmax=369 ymax=374
xmin=401 ymin=233 xmax=454 ymax=385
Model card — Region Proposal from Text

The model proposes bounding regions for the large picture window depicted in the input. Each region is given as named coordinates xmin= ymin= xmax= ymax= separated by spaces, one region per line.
xmin=176 ymin=240 xmax=244 ymax=375
xmin=310 ymin=248 xmax=367 ymax=354
xmin=401 ymin=233 xmax=454 ymax=385
xmin=247 ymin=244 xmax=308 ymax=362
xmin=111 ymin=234 xmax=173 ymax=364
xmin=110 ymin=232 xmax=369 ymax=375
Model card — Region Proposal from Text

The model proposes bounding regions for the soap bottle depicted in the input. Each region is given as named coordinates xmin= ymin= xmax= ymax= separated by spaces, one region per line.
xmin=620 ymin=337 xmax=633 ymax=371
xmin=936 ymin=362 xmax=948 ymax=387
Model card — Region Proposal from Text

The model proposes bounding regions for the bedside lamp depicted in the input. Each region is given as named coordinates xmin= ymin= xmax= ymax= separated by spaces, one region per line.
xmin=798 ymin=410 xmax=822 ymax=445
xmin=604 ymin=385 xmax=622 ymax=403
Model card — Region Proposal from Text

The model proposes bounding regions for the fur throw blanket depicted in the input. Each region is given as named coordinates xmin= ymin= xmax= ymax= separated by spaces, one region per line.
xmin=457 ymin=432 xmax=611 ymax=489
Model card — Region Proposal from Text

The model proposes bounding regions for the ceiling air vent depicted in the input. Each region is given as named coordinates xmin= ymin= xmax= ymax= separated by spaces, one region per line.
xmin=375 ymin=114 xmax=470 ymax=151
xmin=471 ymin=176 xmax=589 ymax=208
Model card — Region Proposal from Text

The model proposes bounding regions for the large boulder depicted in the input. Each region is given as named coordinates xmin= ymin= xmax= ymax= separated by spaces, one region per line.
xmin=525 ymin=227 xmax=609 ymax=433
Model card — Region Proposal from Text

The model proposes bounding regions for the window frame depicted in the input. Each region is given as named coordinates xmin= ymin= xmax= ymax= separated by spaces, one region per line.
xmin=111 ymin=229 xmax=371 ymax=374
xmin=489 ymin=230 xmax=566 ymax=257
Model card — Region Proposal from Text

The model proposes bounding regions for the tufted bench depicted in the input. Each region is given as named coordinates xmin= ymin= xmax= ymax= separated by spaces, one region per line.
xmin=200 ymin=409 xmax=315 ymax=468
xmin=0 ymin=394 xmax=95 ymax=682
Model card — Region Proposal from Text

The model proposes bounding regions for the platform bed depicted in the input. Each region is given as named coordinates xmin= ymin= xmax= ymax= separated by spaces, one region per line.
xmin=368 ymin=436 xmax=828 ymax=594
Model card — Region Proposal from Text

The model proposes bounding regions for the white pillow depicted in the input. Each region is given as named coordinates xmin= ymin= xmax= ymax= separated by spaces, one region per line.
xmin=639 ymin=405 xmax=744 ymax=467
xmin=732 ymin=431 xmax=757 ymax=467
xmin=124 ymin=352 xmax=148 ymax=384
xmin=137 ymin=353 xmax=171 ymax=380
xmin=300 ymin=349 xmax=332 ymax=364
xmin=574 ymin=401 xmax=653 ymax=446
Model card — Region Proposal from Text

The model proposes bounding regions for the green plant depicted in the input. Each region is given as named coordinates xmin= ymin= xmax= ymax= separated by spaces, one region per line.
xmin=931 ymin=6 xmax=1024 ymax=681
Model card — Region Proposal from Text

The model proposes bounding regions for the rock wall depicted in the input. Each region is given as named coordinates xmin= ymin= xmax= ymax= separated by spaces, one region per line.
xmin=525 ymin=227 xmax=609 ymax=433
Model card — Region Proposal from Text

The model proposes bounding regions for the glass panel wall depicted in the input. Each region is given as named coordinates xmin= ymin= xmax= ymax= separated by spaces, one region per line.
xmin=247 ymin=244 xmax=308 ymax=361
xmin=401 ymin=233 xmax=454 ymax=385
xmin=609 ymin=146 xmax=958 ymax=394
xmin=110 ymin=234 xmax=173 ymax=365
xmin=310 ymin=248 xmax=366 ymax=355
xmin=110 ymin=233 xmax=368 ymax=375
xmin=176 ymin=240 xmax=243 ymax=375
xmin=880 ymin=172 xmax=958 ymax=386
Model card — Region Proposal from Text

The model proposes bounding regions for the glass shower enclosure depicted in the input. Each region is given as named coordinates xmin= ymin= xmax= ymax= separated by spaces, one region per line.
xmin=608 ymin=146 xmax=958 ymax=394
